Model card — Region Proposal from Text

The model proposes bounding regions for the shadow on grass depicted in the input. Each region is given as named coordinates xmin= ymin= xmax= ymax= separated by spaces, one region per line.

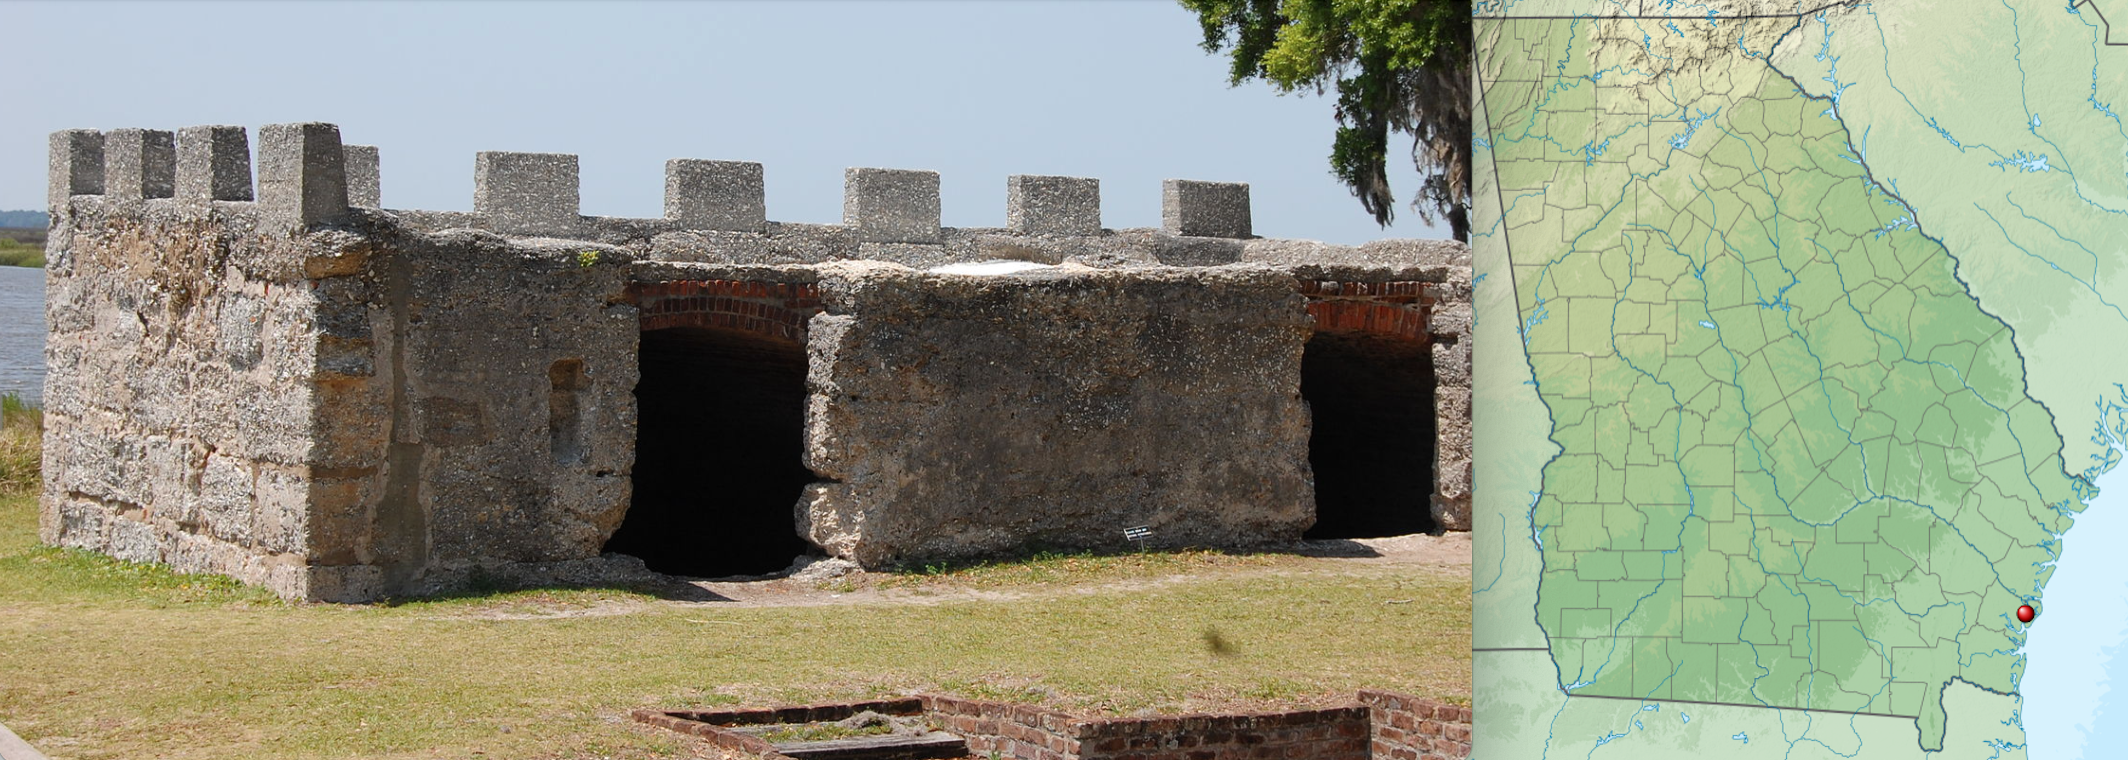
xmin=372 ymin=564 xmax=739 ymax=607
xmin=876 ymin=537 xmax=1389 ymax=581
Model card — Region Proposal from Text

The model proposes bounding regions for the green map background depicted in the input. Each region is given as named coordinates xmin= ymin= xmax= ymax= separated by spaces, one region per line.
xmin=1472 ymin=1 xmax=2128 ymax=757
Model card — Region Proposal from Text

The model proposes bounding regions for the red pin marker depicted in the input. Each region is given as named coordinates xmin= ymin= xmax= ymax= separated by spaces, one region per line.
xmin=2018 ymin=605 xmax=2036 ymax=623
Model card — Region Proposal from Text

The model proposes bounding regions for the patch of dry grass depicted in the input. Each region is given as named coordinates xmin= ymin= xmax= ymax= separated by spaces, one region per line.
xmin=869 ymin=548 xmax=1301 ymax=591
xmin=0 ymin=393 xmax=39 ymax=495
xmin=0 ymin=416 xmax=1469 ymax=759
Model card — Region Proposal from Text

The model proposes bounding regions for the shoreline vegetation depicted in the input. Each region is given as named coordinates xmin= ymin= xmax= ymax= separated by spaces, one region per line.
xmin=0 ymin=238 xmax=43 ymax=270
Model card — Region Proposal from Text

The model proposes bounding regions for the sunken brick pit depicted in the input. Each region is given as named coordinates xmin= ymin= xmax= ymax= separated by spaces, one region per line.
xmin=633 ymin=692 xmax=1471 ymax=760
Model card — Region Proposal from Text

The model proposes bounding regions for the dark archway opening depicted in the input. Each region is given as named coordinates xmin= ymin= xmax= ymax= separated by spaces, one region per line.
xmin=1301 ymin=331 xmax=1437 ymax=538
xmin=605 ymin=326 xmax=815 ymax=576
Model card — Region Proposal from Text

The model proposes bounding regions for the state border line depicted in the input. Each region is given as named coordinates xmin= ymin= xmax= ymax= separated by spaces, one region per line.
xmin=1476 ymin=0 xmax=1861 ymax=21
xmin=2076 ymin=0 xmax=2127 ymax=46
xmin=1566 ymin=693 xmax=1920 ymax=720
xmin=1470 ymin=10 xmax=1931 ymax=736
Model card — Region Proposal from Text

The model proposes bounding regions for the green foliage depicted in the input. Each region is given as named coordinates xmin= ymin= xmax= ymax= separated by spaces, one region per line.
xmin=576 ymin=249 xmax=601 ymax=268
xmin=1181 ymin=0 xmax=1472 ymax=240
xmin=0 ymin=238 xmax=44 ymax=268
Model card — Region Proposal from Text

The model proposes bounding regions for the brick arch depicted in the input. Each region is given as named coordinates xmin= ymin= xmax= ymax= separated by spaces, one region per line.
xmin=1304 ymin=300 xmax=1429 ymax=342
xmin=628 ymin=279 xmax=823 ymax=344
xmin=1296 ymin=280 xmax=1432 ymax=343
xmin=1295 ymin=280 xmax=1438 ymax=538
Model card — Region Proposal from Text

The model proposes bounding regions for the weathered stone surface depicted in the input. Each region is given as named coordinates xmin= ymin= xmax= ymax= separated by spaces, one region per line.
xmin=797 ymin=263 xmax=1316 ymax=566
xmin=178 ymin=125 xmax=254 ymax=202
xmin=1006 ymin=175 xmax=1100 ymax=236
xmin=344 ymin=144 xmax=381 ymax=208
xmin=258 ymin=122 xmax=349 ymax=229
xmin=105 ymin=128 xmax=176 ymax=200
xmin=475 ymin=151 xmax=579 ymax=236
xmin=1162 ymin=179 xmax=1251 ymax=238
xmin=48 ymin=129 xmax=104 ymax=210
xmin=43 ymin=135 xmax=1471 ymax=601
xmin=844 ymin=168 xmax=940 ymax=244
xmin=666 ymin=159 xmax=767 ymax=232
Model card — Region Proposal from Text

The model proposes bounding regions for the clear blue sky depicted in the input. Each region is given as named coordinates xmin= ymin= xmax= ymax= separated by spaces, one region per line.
xmin=1 ymin=1 xmax=1443 ymax=244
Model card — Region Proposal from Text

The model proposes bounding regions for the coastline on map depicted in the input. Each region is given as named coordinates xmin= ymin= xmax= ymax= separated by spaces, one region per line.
xmin=2018 ymin=397 xmax=2128 ymax=760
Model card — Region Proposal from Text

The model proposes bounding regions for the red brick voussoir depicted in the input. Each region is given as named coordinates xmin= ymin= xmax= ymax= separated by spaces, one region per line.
xmin=629 ymin=279 xmax=824 ymax=343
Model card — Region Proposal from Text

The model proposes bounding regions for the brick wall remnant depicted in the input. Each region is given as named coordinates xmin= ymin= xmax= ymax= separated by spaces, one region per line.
xmin=636 ymin=692 xmax=1469 ymax=760
xmin=1358 ymin=690 xmax=1470 ymax=760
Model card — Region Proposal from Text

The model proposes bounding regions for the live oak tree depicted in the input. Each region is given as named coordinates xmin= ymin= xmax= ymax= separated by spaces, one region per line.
xmin=1182 ymin=0 xmax=1472 ymax=241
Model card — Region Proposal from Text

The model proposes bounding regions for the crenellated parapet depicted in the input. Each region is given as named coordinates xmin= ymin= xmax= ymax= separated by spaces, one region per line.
xmin=47 ymin=122 xmax=1297 ymax=247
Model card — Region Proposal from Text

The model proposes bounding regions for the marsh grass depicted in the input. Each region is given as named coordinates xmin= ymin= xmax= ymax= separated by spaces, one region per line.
xmin=0 ymin=238 xmax=43 ymax=268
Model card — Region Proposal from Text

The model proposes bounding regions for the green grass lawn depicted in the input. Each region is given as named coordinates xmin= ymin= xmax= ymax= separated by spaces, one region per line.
xmin=0 ymin=436 xmax=1469 ymax=759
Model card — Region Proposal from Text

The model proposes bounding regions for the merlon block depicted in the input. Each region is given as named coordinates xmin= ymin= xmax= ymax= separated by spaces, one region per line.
xmin=476 ymin=151 xmax=579 ymax=236
xmin=48 ymin=129 xmax=105 ymax=209
xmin=258 ymin=122 xmax=350 ymax=229
xmin=105 ymin=128 xmax=177 ymax=200
xmin=844 ymin=168 xmax=940 ymax=244
xmin=1162 ymin=179 xmax=1252 ymax=238
xmin=345 ymin=145 xmax=380 ymax=208
xmin=1007 ymin=175 xmax=1100 ymax=236
xmin=666 ymin=159 xmax=765 ymax=232
xmin=177 ymin=125 xmax=254 ymax=202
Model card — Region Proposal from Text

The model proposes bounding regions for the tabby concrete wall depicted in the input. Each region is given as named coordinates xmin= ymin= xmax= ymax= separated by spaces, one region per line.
xmin=38 ymin=197 xmax=331 ymax=599
xmin=798 ymin=264 xmax=1316 ymax=565
xmin=42 ymin=122 xmax=1469 ymax=601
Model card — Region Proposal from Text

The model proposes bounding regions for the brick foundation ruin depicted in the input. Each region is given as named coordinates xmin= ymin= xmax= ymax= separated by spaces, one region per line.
xmin=39 ymin=122 xmax=1471 ymax=601
xmin=633 ymin=692 xmax=1471 ymax=760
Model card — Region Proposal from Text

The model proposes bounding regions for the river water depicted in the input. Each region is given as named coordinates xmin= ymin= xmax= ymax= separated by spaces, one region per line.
xmin=0 ymin=266 xmax=43 ymax=406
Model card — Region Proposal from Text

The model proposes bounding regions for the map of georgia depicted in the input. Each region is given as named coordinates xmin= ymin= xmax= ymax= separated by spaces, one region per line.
xmin=1472 ymin=2 xmax=2128 ymax=757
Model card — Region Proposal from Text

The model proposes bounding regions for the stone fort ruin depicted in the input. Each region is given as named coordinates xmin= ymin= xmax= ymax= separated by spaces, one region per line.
xmin=38 ymin=123 xmax=1471 ymax=602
